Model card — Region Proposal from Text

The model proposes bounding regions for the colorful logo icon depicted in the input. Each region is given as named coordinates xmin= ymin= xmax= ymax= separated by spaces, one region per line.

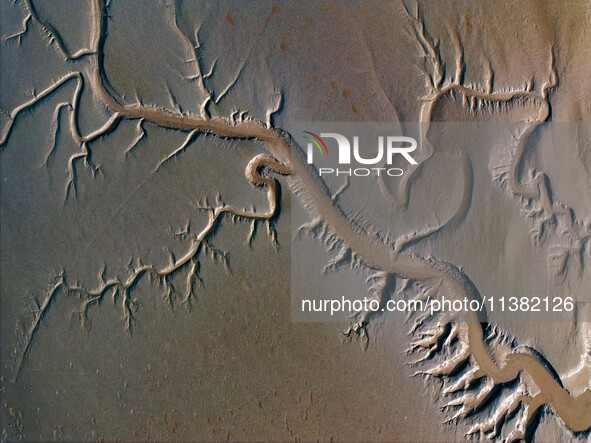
xmin=302 ymin=131 xmax=329 ymax=156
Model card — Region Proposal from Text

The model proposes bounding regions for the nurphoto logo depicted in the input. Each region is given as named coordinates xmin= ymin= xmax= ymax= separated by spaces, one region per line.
xmin=303 ymin=131 xmax=418 ymax=177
